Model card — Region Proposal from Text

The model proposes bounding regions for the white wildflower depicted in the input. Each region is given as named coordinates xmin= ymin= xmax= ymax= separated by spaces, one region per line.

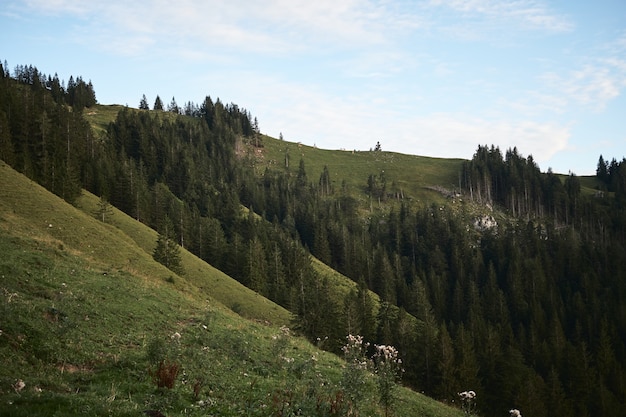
xmin=459 ymin=390 xmax=476 ymax=400
xmin=13 ymin=379 xmax=25 ymax=393
xmin=459 ymin=390 xmax=477 ymax=415
xmin=171 ymin=332 xmax=181 ymax=340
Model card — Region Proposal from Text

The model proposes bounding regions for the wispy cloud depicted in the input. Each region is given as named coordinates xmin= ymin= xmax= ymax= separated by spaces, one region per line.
xmin=391 ymin=114 xmax=571 ymax=165
xmin=427 ymin=0 xmax=574 ymax=36
xmin=537 ymin=33 xmax=626 ymax=112
xmin=16 ymin=0 xmax=422 ymax=56
xmin=228 ymin=71 xmax=571 ymax=166
xmin=542 ymin=66 xmax=623 ymax=111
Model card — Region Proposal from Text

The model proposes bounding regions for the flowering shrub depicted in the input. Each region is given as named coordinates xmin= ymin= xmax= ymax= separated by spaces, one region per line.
xmin=341 ymin=334 xmax=370 ymax=415
xmin=458 ymin=390 xmax=477 ymax=415
xmin=373 ymin=344 xmax=403 ymax=417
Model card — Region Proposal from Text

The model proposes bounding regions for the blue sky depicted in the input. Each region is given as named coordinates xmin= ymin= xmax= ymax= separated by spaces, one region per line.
xmin=1 ymin=0 xmax=625 ymax=175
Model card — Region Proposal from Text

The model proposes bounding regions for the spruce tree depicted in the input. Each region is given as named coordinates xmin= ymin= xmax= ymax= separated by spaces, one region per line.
xmin=96 ymin=196 xmax=114 ymax=223
xmin=153 ymin=216 xmax=184 ymax=275
xmin=139 ymin=94 xmax=149 ymax=110
xmin=153 ymin=95 xmax=164 ymax=111
xmin=168 ymin=96 xmax=179 ymax=114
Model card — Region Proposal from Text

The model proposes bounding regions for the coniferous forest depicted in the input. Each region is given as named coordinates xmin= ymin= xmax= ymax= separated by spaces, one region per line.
xmin=1 ymin=62 xmax=625 ymax=417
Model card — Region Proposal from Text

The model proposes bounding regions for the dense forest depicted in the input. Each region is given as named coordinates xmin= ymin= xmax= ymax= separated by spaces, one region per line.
xmin=1 ymin=61 xmax=625 ymax=417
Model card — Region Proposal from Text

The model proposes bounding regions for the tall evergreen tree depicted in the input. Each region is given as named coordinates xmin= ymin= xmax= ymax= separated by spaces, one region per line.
xmin=139 ymin=94 xmax=149 ymax=110
xmin=153 ymin=95 xmax=164 ymax=111
xmin=168 ymin=96 xmax=179 ymax=114
xmin=153 ymin=216 xmax=184 ymax=275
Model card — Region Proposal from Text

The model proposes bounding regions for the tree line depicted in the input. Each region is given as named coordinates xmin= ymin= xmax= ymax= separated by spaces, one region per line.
xmin=1 ymin=62 xmax=625 ymax=417
xmin=0 ymin=62 xmax=96 ymax=202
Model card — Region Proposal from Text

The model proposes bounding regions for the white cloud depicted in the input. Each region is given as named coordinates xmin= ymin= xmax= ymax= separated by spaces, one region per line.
xmin=388 ymin=114 xmax=570 ymax=164
xmin=497 ymin=32 xmax=626 ymax=118
xmin=230 ymin=72 xmax=570 ymax=164
xmin=22 ymin=0 xmax=91 ymax=15
xmin=538 ymin=46 xmax=626 ymax=112
xmin=16 ymin=0 xmax=422 ymax=56
xmin=428 ymin=0 xmax=574 ymax=34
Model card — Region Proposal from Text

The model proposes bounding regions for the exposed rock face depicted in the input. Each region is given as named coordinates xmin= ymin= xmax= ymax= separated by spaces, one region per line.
xmin=473 ymin=215 xmax=497 ymax=232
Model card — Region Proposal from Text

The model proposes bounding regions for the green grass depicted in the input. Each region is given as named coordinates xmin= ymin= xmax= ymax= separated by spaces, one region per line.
xmin=578 ymin=175 xmax=603 ymax=196
xmin=255 ymin=135 xmax=465 ymax=207
xmin=0 ymin=161 xmax=463 ymax=416
xmin=84 ymin=104 xmax=126 ymax=136
xmin=85 ymin=104 xmax=192 ymax=137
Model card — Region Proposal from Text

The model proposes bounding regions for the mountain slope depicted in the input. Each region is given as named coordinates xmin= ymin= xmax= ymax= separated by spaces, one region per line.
xmin=0 ymin=161 xmax=464 ymax=417
xmin=5 ymin=66 xmax=625 ymax=417
xmin=0 ymin=160 xmax=290 ymax=324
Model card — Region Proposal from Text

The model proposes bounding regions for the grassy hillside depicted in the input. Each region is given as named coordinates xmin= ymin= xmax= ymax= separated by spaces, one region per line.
xmin=0 ymin=161 xmax=464 ymax=417
xmin=74 ymin=191 xmax=290 ymax=324
xmin=86 ymin=105 xmax=127 ymax=136
xmin=255 ymin=134 xmax=465 ymax=207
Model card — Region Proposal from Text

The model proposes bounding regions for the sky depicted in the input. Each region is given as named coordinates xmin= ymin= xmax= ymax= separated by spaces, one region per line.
xmin=1 ymin=0 xmax=625 ymax=175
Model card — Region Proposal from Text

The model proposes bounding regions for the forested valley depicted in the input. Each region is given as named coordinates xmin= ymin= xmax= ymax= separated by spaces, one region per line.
xmin=1 ymin=62 xmax=625 ymax=417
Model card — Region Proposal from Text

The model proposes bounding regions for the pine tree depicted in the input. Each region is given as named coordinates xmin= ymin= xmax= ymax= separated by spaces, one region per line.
xmin=246 ymin=237 xmax=268 ymax=295
xmin=0 ymin=111 xmax=14 ymax=165
xmin=168 ymin=97 xmax=179 ymax=114
xmin=95 ymin=195 xmax=114 ymax=223
xmin=296 ymin=158 xmax=307 ymax=189
xmin=356 ymin=278 xmax=377 ymax=343
xmin=153 ymin=95 xmax=164 ymax=111
xmin=139 ymin=94 xmax=149 ymax=110
xmin=596 ymin=155 xmax=609 ymax=185
xmin=66 ymin=76 xmax=76 ymax=106
xmin=153 ymin=216 xmax=184 ymax=275
xmin=435 ymin=322 xmax=456 ymax=401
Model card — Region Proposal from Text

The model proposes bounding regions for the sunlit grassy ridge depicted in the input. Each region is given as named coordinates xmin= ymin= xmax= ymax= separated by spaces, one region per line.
xmin=0 ymin=161 xmax=463 ymax=416
xmin=256 ymin=134 xmax=465 ymax=206
xmin=86 ymin=104 xmax=126 ymax=136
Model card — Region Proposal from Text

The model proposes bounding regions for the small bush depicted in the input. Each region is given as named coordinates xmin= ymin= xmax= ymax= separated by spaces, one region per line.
xmin=146 ymin=338 xmax=169 ymax=365
xmin=150 ymin=359 xmax=180 ymax=389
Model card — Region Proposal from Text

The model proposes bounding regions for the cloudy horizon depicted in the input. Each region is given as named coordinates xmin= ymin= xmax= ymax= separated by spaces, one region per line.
xmin=2 ymin=0 xmax=625 ymax=174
